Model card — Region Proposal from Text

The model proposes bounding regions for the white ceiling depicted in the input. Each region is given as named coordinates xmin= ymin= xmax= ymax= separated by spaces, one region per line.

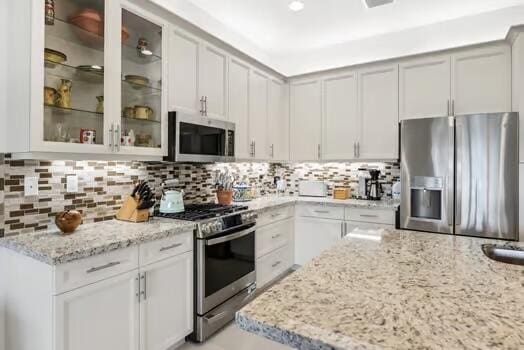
xmin=151 ymin=0 xmax=524 ymax=76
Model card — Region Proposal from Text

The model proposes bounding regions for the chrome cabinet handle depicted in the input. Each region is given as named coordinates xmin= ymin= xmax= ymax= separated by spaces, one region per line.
xmin=452 ymin=100 xmax=455 ymax=115
xmin=86 ymin=261 xmax=121 ymax=274
xmin=160 ymin=243 xmax=183 ymax=252
xmin=135 ymin=274 xmax=140 ymax=301
xmin=270 ymin=213 xmax=281 ymax=218
xmin=271 ymin=261 xmax=282 ymax=268
xmin=270 ymin=144 xmax=274 ymax=158
xmin=140 ymin=273 xmax=147 ymax=301
xmin=447 ymin=100 xmax=450 ymax=116
xmin=353 ymin=142 xmax=356 ymax=158
xmin=108 ymin=123 xmax=114 ymax=152
xmin=114 ymin=124 xmax=121 ymax=152
xmin=204 ymin=96 xmax=208 ymax=116
xmin=200 ymin=97 xmax=205 ymax=116
xmin=359 ymin=214 xmax=379 ymax=218
xmin=318 ymin=144 xmax=321 ymax=160
xmin=271 ymin=233 xmax=281 ymax=239
xmin=340 ymin=222 xmax=344 ymax=238
xmin=253 ymin=141 xmax=256 ymax=157
xmin=313 ymin=210 xmax=330 ymax=214
xmin=357 ymin=142 xmax=360 ymax=158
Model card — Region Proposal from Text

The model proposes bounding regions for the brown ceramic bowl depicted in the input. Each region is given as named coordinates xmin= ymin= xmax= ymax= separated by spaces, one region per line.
xmin=55 ymin=210 xmax=82 ymax=235
xmin=69 ymin=9 xmax=130 ymax=43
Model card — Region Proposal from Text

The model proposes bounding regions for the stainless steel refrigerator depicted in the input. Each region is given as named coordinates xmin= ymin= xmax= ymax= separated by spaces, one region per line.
xmin=400 ymin=113 xmax=519 ymax=240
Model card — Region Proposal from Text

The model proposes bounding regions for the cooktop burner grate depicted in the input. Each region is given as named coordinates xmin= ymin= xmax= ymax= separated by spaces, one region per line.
xmin=155 ymin=203 xmax=249 ymax=221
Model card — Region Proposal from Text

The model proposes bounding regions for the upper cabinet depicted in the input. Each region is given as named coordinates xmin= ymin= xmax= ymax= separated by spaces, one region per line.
xmin=169 ymin=27 xmax=228 ymax=120
xmin=6 ymin=0 xmax=168 ymax=159
xmin=399 ymin=43 xmax=511 ymax=120
xmin=228 ymin=57 xmax=251 ymax=159
xmin=268 ymin=79 xmax=290 ymax=161
xmin=322 ymin=72 xmax=359 ymax=160
xmin=249 ymin=70 xmax=269 ymax=160
xmin=290 ymin=80 xmax=322 ymax=161
xmin=358 ymin=64 xmax=399 ymax=160
xmin=452 ymin=44 xmax=511 ymax=115
xmin=399 ymin=56 xmax=451 ymax=120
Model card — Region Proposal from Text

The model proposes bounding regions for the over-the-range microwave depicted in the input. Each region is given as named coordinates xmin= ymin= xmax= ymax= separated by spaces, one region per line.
xmin=166 ymin=111 xmax=236 ymax=162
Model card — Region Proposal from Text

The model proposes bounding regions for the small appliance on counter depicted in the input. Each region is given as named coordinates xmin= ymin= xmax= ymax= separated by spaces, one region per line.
xmin=366 ymin=170 xmax=383 ymax=200
xmin=298 ymin=181 xmax=328 ymax=197
xmin=159 ymin=179 xmax=185 ymax=214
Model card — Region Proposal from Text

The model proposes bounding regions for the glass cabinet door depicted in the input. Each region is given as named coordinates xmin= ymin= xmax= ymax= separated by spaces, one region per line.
xmin=120 ymin=8 xmax=163 ymax=150
xmin=43 ymin=0 xmax=107 ymax=146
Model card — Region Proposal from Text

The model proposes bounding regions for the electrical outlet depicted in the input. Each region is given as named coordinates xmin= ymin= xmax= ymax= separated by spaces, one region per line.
xmin=66 ymin=175 xmax=79 ymax=193
xmin=24 ymin=177 xmax=39 ymax=196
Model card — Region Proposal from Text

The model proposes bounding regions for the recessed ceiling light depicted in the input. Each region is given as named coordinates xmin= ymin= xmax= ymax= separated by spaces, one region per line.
xmin=363 ymin=0 xmax=394 ymax=9
xmin=288 ymin=1 xmax=304 ymax=12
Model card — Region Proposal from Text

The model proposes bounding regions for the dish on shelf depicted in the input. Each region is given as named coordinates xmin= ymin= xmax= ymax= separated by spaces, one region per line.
xmin=134 ymin=105 xmax=154 ymax=120
xmin=76 ymin=65 xmax=104 ymax=82
xmin=124 ymin=75 xmax=150 ymax=88
xmin=44 ymin=48 xmax=67 ymax=66
xmin=44 ymin=86 xmax=58 ymax=106
xmin=69 ymin=9 xmax=130 ymax=43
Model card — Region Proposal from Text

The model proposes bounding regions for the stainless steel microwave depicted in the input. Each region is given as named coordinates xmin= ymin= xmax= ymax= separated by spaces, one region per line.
xmin=166 ymin=112 xmax=235 ymax=162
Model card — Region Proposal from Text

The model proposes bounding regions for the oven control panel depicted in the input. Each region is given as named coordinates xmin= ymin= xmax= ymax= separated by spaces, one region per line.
xmin=197 ymin=210 xmax=257 ymax=238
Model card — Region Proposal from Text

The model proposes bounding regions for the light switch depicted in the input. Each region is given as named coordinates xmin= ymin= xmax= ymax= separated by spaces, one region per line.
xmin=66 ymin=175 xmax=79 ymax=193
xmin=24 ymin=177 xmax=39 ymax=196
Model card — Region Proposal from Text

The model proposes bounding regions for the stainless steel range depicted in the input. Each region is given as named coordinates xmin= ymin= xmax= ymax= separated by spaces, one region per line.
xmin=156 ymin=204 xmax=257 ymax=342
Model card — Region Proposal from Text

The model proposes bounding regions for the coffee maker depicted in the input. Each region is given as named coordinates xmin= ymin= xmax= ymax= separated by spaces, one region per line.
xmin=366 ymin=169 xmax=383 ymax=200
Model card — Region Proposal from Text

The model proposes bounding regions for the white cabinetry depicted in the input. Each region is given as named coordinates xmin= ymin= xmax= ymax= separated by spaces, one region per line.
xmin=399 ymin=56 xmax=451 ymax=120
xmin=268 ymin=79 xmax=290 ymax=161
xmin=290 ymin=80 xmax=322 ymax=161
xmin=139 ymin=252 xmax=193 ymax=350
xmin=199 ymin=44 xmax=228 ymax=119
xmin=1 ymin=231 xmax=194 ymax=350
xmin=249 ymin=70 xmax=269 ymax=160
xmin=295 ymin=216 xmax=344 ymax=265
xmin=228 ymin=57 xmax=251 ymax=159
xmin=170 ymin=28 xmax=201 ymax=115
xmin=399 ymin=44 xmax=511 ymax=121
xmin=170 ymin=27 xmax=228 ymax=120
xmin=358 ymin=64 xmax=399 ymax=160
xmin=322 ymin=73 xmax=359 ymax=160
xmin=452 ymin=44 xmax=511 ymax=115
xmin=54 ymin=271 xmax=139 ymax=350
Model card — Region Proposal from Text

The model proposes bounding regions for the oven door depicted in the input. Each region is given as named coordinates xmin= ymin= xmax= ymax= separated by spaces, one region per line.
xmin=196 ymin=224 xmax=256 ymax=315
xmin=168 ymin=112 xmax=235 ymax=162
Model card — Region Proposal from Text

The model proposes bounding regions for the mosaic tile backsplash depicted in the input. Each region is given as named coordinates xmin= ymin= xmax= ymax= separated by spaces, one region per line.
xmin=0 ymin=155 xmax=399 ymax=237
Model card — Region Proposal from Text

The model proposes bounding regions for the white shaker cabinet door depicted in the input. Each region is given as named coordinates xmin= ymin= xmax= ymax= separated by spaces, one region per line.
xmin=229 ymin=57 xmax=251 ymax=159
xmin=290 ymin=80 xmax=322 ymax=161
xmin=451 ymin=44 xmax=511 ymax=115
xmin=249 ymin=70 xmax=269 ymax=160
xmin=170 ymin=28 xmax=201 ymax=115
xmin=200 ymin=43 xmax=228 ymax=120
xmin=139 ymin=252 xmax=193 ymax=350
xmin=268 ymin=79 xmax=290 ymax=161
xmin=399 ymin=56 xmax=451 ymax=120
xmin=54 ymin=271 xmax=139 ymax=350
xmin=294 ymin=217 xmax=344 ymax=265
xmin=322 ymin=72 xmax=359 ymax=160
xmin=358 ymin=64 xmax=399 ymax=160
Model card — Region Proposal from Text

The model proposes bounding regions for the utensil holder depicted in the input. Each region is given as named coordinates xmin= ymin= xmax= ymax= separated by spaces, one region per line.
xmin=216 ymin=190 xmax=233 ymax=205
xmin=116 ymin=196 xmax=150 ymax=223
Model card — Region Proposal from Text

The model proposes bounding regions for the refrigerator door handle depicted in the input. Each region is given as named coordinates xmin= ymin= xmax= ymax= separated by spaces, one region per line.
xmin=455 ymin=122 xmax=462 ymax=228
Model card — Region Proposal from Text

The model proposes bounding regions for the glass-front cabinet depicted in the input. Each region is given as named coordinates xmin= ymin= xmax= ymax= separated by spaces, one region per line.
xmin=22 ymin=0 xmax=167 ymax=158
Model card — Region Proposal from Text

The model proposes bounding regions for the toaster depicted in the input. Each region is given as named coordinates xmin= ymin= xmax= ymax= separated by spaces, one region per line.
xmin=298 ymin=181 xmax=328 ymax=197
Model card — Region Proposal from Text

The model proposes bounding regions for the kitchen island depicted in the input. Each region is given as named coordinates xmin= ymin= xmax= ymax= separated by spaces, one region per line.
xmin=236 ymin=229 xmax=524 ymax=350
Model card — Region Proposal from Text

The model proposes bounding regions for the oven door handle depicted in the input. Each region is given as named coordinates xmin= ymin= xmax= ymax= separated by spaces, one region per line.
xmin=205 ymin=227 xmax=255 ymax=246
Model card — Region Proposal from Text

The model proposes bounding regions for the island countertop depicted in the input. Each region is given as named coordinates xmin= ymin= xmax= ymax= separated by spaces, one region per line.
xmin=0 ymin=218 xmax=195 ymax=265
xmin=236 ymin=229 xmax=524 ymax=350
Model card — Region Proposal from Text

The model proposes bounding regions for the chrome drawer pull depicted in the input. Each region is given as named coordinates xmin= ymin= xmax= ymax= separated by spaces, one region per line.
xmin=314 ymin=210 xmax=330 ymax=214
xmin=271 ymin=261 xmax=282 ymax=268
xmin=86 ymin=261 xmax=121 ymax=274
xmin=159 ymin=243 xmax=183 ymax=252
xmin=271 ymin=233 xmax=281 ymax=239
xmin=359 ymin=214 xmax=379 ymax=218
xmin=270 ymin=213 xmax=281 ymax=218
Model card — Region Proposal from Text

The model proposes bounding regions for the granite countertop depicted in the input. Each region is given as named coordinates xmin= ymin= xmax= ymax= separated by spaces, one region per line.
xmin=0 ymin=218 xmax=195 ymax=265
xmin=246 ymin=196 xmax=400 ymax=212
xmin=237 ymin=229 xmax=524 ymax=350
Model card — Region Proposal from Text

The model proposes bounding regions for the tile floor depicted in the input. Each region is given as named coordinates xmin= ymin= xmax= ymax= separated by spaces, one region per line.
xmin=179 ymin=323 xmax=291 ymax=350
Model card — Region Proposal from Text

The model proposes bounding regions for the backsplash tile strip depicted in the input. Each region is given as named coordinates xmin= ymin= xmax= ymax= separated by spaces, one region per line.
xmin=0 ymin=154 xmax=398 ymax=237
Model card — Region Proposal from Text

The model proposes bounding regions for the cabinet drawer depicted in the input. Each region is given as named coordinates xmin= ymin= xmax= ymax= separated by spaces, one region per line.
xmin=345 ymin=208 xmax=395 ymax=225
xmin=256 ymin=244 xmax=293 ymax=288
xmin=256 ymin=218 xmax=293 ymax=258
xmin=54 ymin=247 xmax=139 ymax=294
xmin=257 ymin=205 xmax=294 ymax=227
xmin=296 ymin=204 xmax=344 ymax=220
xmin=139 ymin=231 xmax=193 ymax=266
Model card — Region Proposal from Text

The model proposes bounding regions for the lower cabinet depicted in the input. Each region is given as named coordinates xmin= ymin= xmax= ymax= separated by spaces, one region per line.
xmin=54 ymin=270 xmax=140 ymax=350
xmin=294 ymin=216 xmax=344 ymax=265
xmin=139 ymin=252 xmax=193 ymax=350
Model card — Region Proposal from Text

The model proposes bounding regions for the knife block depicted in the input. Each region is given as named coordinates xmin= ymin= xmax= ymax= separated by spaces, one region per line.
xmin=116 ymin=196 xmax=150 ymax=223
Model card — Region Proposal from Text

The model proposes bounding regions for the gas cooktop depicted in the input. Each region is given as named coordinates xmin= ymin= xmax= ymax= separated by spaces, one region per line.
xmin=155 ymin=203 xmax=249 ymax=221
